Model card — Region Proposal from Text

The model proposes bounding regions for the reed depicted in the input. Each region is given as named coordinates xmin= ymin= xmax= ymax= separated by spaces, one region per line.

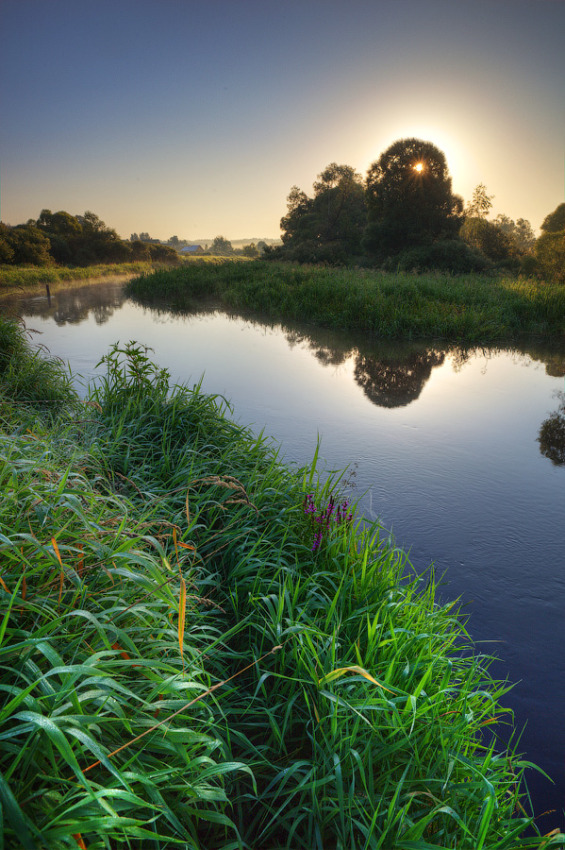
xmin=1 ymin=328 xmax=563 ymax=847
xmin=126 ymin=260 xmax=565 ymax=342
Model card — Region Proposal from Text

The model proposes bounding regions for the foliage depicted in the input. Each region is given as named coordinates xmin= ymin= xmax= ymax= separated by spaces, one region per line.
xmin=1 ymin=333 xmax=562 ymax=848
xmin=493 ymin=214 xmax=536 ymax=253
xmin=541 ymin=203 xmax=565 ymax=234
xmin=534 ymin=231 xmax=565 ymax=284
xmin=465 ymin=183 xmax=494 ymax=219
xmin=240 ymin=242 xmax=259 ymax=258
xmin=1 ymin=224 xmax=53 ymax=266
xmin=1 ymin=210 xmax=180 ymax=269
xmin=0 ymin=316 xmax=77 ymax=422
xmin=364 ymin=138 xmax=464 ymax=260
xmin=277 ymin=163 xmax=366 ymax=264
xmin=460 ymin=217 xmax=514 ymax=263
xmin=538 ymin=393 xmax=565 ymax=465
xmin=126 ymin=260 xmax=565 ymax=342
xmin=385 ymin=239 xmax=490 ymax=273
xmin=210 ymin=235 xmax=234 ymax=255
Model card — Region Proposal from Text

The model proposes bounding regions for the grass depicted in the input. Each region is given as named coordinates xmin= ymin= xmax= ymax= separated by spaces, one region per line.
xmin=1 ymin=319 xmax=564 ymax=848
xmin=126 ymin=260 xmax=565 ymax=343
xmin=0 ymin=262 xmax=153 ymax=292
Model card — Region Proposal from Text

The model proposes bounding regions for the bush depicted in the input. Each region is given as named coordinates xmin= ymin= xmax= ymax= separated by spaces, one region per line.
xmin=385 ymin=239 xmax=490 ymax=273
xmin=460 ymin=217 xmax=513 ymax=262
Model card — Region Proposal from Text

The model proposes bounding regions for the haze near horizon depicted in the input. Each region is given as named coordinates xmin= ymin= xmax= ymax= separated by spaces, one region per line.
xmin=1 ymin=0 xmax=563 ymax=241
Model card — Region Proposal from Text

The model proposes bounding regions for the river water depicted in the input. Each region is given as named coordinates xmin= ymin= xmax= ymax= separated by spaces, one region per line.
xmin=2 ymin=277 xmax=564 ymax=828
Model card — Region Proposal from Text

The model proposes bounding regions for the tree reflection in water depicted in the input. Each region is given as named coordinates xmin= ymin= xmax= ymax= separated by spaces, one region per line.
xmin=538 ymin=392 xmax=565 ymax=465
xmin=0 ymin=280 xmax=128 ymax=326
xmin=354 ymin=349 xmax=445 ymax=407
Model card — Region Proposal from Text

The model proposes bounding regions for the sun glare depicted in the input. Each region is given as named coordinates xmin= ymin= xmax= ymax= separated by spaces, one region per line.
xmin=413 ymin=162 xmax=425 ymax=173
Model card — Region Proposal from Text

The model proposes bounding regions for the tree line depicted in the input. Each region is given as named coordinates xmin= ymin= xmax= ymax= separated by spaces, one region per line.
xmin=267 ymin=137 xmax=565 ymax=281
xmin=0 ymin=210 xmax=179 ymax=267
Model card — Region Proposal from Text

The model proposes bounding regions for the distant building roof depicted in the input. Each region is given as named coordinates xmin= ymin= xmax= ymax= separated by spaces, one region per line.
xmin=180 ymin=244 xmax=202 ymax=253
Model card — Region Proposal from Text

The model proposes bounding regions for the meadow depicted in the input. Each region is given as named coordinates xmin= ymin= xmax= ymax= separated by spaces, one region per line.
xmin=1 ymin=314 xmax=564 ymax=848
xmin=126 ymin=260 xmax=565 ymax=343
xmin=0 ymin=262 xmax=153 ymax=292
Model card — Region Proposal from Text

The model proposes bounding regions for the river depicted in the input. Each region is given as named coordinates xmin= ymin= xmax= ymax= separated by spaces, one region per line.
xmin=2 ymin=276 xmax=564 ymax=829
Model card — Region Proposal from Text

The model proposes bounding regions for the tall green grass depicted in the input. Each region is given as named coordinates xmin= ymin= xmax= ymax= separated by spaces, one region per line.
xmin=127 ymin=260 xmax=565 ymax=342
xmin=0 ymin=262 xmax=152 ymax=291
xmin=1 ymin=327 xmax=564 ymax=847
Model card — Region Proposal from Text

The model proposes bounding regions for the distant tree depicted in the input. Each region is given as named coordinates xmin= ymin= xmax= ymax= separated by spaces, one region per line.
xmin=460 ymin=217 xmax=512 ymax=262
xmin=77 ymin=211 xmax=107 ymax=233
xmin=364 ymin=139 xmax=463 ymax=260
xmin=0 ymin=223 xmax=15 ymax=264
xmin=210 ymin=236 xmax=233 ymax=255
xmin=139 ymin=232 xmax=152 ymax=242
xmin=465 ymin=184 xmax=494 ymax=220
xmin=541 ymin=203 xmax=565 ymax=233
xmin=147 ymin=244 xmax=180 ymax=264
xmin=9 ymin=225 xmax=52 ymax=265
xmin=130 ymin=240 xmax=151 ymax=261
xmin=492 ymin=214 xmax=536 ymax=253
xmin=168 ymin=235 xmax=180 ymax=247
xmin=256 ymin=240 xmax=268 ymax=254
xmin=241 ymin=243 xmax=260 ymax=258
xmin=46 ymin=210 xmax=83 ymax=237
xmin=130 ymin=233 xmax=140 ymax=242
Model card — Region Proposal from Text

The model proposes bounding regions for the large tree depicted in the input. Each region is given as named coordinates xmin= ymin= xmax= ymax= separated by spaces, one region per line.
xmin=363 ymin=138 xmax=463 ymax=260
xmin=278 ymin=163 xmax=366 ymax=263
xmin=541 ymin=203 xmax=565 ymax=234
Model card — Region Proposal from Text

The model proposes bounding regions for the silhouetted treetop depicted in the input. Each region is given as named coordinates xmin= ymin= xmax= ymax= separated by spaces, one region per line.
xmin=363 ymin=138 xmax=463 ymax=260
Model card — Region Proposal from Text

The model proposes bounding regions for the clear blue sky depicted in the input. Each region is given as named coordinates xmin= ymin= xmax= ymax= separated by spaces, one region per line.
xmin=1 ymin=0 xmax=564 ymax=240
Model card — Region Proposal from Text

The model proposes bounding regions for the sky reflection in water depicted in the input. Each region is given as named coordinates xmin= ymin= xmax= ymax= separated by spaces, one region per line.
xmin=2 ymin=279 xmax=565 ymax=827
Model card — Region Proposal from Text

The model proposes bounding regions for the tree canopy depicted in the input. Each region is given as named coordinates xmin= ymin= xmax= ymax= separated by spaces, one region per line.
xmin=363 ymin=138 xmax=464 ymax=260
xmin=277 ymin=163 xmax=366 ymax=264
xmin=541 ymin=203 xmax=565 ymax=234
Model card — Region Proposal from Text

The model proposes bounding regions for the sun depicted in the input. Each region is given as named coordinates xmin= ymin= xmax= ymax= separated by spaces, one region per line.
xmin=413 ymin=162 xmax=425 ymax=173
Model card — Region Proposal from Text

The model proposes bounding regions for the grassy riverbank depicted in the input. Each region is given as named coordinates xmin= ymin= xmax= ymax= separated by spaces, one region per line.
xmin=127 ymin=260 xmax=565 ymax=343
xmin=0 ymin=261 xmax=153 ymax=292
xmin=1 ymin=317 xmax=564 ymax=849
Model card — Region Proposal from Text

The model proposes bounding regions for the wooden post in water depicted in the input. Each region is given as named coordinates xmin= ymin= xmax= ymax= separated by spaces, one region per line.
xmin=45 ymin=283 xmax=51 ymax=305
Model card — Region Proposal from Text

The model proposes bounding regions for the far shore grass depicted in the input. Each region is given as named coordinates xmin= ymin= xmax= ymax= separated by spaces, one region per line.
xmin=0 ymin=261 xmax=153 ymax=293
xmin=126 ymin=259 xmax=565 ymax=343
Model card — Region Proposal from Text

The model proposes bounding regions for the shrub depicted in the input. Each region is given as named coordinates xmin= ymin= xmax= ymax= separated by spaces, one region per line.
xmin=385 ymin=239 xmax=490 ymax=273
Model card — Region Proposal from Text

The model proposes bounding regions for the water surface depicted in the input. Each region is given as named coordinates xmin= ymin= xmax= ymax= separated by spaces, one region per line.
xmin=2 ymin=278 xmax=564 ymax=827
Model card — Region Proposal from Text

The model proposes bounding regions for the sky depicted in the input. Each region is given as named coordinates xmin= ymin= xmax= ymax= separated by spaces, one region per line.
xmin=1 ymin=0 xmax=564 ymax=241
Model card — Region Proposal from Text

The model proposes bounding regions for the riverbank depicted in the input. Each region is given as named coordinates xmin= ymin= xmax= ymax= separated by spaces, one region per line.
xmin=1 ymin=316 xmax=563 ymax=849
xmin=127 ymin=260 xmax=565 ymax=343
xmin=0 ymin=261 xmax=153 ymax=294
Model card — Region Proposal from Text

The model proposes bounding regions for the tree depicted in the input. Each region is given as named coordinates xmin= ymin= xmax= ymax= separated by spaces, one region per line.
xmin=210 ymin=236 xmax=233 ymax=255
xmin=460 ymin=217 xmax=512 ymax=262
xmin=9 ymin=225 xmax=52 ymax=265
xmin=466 ymin=184 xmax=494 ymax=219
xmin=364 ymin=138 xmax=463 ymax=260
xmin=241 ymin=243 xmax=259 ymax=258
xmin=0 ymin=223 xmax=15 ymax=264
xmin=278 ymin=163 xmax=366 ymax=264
xmin=535 ymin=231 xmax=565 ymax=283
xmin=541 ymin=203 xmax=565 ymax=234
xmin=493 ymin=214 xmax=536 ymax=253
